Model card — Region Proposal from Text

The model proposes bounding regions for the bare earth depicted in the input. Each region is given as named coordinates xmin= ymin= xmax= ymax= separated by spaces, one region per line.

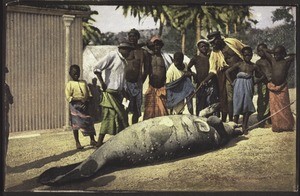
xmin=4 ymin=89 xmax=297 ymax=193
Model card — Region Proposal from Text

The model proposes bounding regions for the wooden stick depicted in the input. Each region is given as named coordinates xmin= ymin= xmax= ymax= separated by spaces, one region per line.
xmin=244 ymin=100 xmax=296 ymax=132
xmin=178 ymin=81 xmax=205 ymax=114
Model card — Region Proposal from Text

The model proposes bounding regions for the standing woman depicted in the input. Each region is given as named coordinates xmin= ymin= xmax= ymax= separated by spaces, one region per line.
xmin=66 ymin=64 xmax=97 ymax=149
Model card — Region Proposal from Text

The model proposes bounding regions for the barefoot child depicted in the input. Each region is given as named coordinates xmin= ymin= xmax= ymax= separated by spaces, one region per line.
xmin=256 ymin=43 xmax=272 ymax=127
xmin=66 ymin=64 xmax=97 ymax=149
xmin=262 ymin=45 xmax=295 ymax=132
xmin=225 ymin=46 xmax=264 ymax=134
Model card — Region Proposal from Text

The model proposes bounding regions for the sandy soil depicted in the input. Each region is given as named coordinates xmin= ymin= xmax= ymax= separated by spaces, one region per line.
xmin=4 ymin=89 xmax=297 ymax=193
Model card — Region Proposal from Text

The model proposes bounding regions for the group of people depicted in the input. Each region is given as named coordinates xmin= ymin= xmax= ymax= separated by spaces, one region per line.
xmin=65 ymin=29 xmax=295 ymax=150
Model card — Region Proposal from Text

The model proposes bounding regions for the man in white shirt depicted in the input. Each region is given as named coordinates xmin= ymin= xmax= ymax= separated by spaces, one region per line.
xmin=93 ymin=42 xmax=134 ymax=147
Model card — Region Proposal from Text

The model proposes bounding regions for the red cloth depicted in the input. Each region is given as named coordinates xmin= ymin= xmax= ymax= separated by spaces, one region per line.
xmin=268 ymin=82 xmax=294 ymax=132
xmin=143 ymin=85 xmax=168 ymax=120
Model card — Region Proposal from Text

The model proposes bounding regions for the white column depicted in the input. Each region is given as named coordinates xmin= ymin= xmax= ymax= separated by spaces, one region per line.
xmin=63 ymin=15 xmax=75 ymax=131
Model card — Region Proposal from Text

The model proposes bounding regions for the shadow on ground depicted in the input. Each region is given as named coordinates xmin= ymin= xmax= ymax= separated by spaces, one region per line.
xmin=7 ymin=147 xmax=94 ymax=174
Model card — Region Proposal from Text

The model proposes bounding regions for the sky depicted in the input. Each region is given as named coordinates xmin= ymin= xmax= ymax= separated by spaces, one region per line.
xmin=90 ymin=6 xmax=296 ymax=34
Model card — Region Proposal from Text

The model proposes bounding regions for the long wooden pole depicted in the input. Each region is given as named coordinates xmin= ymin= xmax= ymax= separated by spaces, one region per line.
xmin=245 ymin=100 xmax=296 ymax=132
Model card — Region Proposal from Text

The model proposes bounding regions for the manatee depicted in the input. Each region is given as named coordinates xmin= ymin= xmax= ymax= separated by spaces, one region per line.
xmin=38 ymin=104 xmax=241 ymax=186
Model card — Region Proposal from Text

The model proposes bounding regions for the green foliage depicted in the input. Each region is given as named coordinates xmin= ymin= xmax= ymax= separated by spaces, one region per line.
xmin=82 ymin=10 xmax=102 ymax=48
xmin=235 ymin=24 xmax=296 ymax=87
xmin=271 ymin=6 xmax=295 ymax=25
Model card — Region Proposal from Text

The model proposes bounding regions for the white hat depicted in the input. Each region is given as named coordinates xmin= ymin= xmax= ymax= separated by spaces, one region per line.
xmin=197 ymin=39 xmax=209 ymax=46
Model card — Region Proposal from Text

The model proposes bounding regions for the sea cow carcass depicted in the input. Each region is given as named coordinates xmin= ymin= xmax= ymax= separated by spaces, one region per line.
xmin=38 ymin=104 xmax=241 ymax=186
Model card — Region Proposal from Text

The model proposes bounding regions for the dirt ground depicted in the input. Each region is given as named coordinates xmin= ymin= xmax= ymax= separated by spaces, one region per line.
xmin=4 ymin=89 xmax=297 ymax=193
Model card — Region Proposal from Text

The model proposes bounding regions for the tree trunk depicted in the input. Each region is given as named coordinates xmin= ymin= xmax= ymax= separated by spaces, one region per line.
xmin=158 ymin=21 xmax=164 ymax=37
xmin=181 ymin=29 xmax=186 ymax=54
xmin=196 ymin=15 xmax=201 ymax=44
xmin=234 ymin=23 xmax=237 ymax=34
xmin=225 ymin=23 xmax=229 ymax=35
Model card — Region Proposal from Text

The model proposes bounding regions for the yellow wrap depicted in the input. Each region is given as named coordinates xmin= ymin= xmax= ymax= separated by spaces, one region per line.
xmin=209 ymin=38 xmax=246 ymax=74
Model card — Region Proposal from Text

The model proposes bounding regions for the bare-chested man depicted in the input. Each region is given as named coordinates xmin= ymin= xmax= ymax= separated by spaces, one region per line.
xmin=187 ymin=39 xmax=219 ymax=116
xmin=201 ymin=31 xmax=245 ymax=122
xmin=262 ymin=45 xmax=295 ymax=132
xmin=255 ymin=43 xmax=272 ymax=127
xmin=143 ymin=36 xmax=172 ymax=120
xmin=124 ymin=28 xmax=150 ymax=124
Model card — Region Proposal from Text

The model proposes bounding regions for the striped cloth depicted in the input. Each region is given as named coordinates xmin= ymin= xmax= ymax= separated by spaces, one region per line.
xmin=143 ymin=85 xmax=168 ymax=120
xmin=70 ymin=101 xmax=96 ymax=136
xmin=268 ymin=82 xmax=294 ymax=132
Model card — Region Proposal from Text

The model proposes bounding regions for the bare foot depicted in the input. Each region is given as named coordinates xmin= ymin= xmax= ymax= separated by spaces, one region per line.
xmin=95 ymin=142 xmax=103 ymax=148
xmin=90 ymin=140 xmax=97 ymax=147
xmin=76 ymin=142 xmax=84 ymax=150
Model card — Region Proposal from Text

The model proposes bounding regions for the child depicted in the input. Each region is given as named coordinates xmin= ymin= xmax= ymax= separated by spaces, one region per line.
xmin=66 ymin=64 xmax=97 ymax=149
xmin=262 ymin=45 xmax=295 ymax=132
xmin=187 ymin=39 xmax=219 ymax=116
xmin=225 ymin=46 xmax=264 ymax=134
xmin=256 ymin=43 xmax=272 ymax=127
xmin=166 ymin=52 xmax=194 ymax=114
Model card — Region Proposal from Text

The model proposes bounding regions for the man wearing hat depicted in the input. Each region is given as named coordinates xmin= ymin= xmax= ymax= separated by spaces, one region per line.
xmin=143 ymin=36 xmax=172 ymax=120
xmin=187 ymin=39 xmax=219 ymax=116
xmin=202 ymin=31 xmax=246 ymax=122
xmin=124 ymin=28 xmax=150 ymax=124
xmin=93 ymin=42 xmax=134 ymax=147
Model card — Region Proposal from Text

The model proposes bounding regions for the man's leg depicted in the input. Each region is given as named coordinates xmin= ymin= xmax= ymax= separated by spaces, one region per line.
xmin=243 ymin=113 xmax=251 ymax=135
xmin=73 ymin=130 xmax=83 ymax=149
xmin=96 ymin=134 xmax=105 ymax=148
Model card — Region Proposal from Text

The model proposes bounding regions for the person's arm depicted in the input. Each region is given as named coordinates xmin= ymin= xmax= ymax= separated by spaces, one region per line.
xmin=225 ymin=63 xmax=239 ymax=85
xmin=285 ymin=53 xmax=295 ymax=64
xmin=95 ymin=72 xmax=107 ymax=91
xmin=262 ymin=48 xmax=276 ymax=67
xmin=142 ymin=50 xmax=151 ymax=83
xmin=187 ymin=58 xmax=197 ymax=82
xmin=200 ymin=72 xmax=215 ymax=87
xmin=65 ymin=82 xmax=73 ymax=103
xmin=253 ymin=65 xmax=265 ymax=85
xmin=6 ymin=84 xmax=13 ymax=104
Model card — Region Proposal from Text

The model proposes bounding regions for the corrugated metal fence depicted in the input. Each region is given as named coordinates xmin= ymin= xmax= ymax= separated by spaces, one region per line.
xmin=6 ymin=6 xmax=84 ymax=132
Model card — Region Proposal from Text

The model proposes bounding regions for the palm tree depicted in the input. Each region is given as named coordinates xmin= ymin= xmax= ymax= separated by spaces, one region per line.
xmin=164 ymin=6 xmax=196 ymax=54
xmin=165 ymin=6 xmax=222 ymax=53
xmin=216 ymin=6 xmax=255 ymax=35
xmin=116 ymin=5 xmax=171 ymax=37
xmin=82 ymin=10 xmax=102 ymax=48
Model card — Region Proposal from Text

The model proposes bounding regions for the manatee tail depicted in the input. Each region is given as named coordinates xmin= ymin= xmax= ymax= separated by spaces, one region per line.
xmin=38 ymin=150 xmax=107 ymax=186
xmin=38 ymin=162 xmax=81 ymax=186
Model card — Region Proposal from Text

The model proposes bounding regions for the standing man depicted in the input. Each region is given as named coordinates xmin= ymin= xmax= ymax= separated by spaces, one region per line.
xmin=262 ymin=46 xmax=295 ymax=132
xmin=202 ymin=31 xmax=245 ymax=122
xmin=143 ymin=36 xmax=172 ymax=120
xmin=93 ymin=42 xmax=133 ymax=147
xmin=187 ymin=39 xmax=219 ymax=116
xmin=255 ymin=43 xmax=272 ymax=127
xmin=125 ymin=28 xmax=150 ymax=124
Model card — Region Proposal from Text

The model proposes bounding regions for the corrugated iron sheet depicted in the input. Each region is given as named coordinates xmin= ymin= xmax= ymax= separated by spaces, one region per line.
xmin=6 ymin=10 xmax=83 ymax=132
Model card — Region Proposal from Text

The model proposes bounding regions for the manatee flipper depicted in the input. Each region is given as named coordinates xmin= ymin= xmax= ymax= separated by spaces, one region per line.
xmin=38 ymin=148 xmax=107 ymax=185
xmin=38 ymin=162 xmax=81 ymax=185
xmin=199 ymin=103 xmax=220 ymax=117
